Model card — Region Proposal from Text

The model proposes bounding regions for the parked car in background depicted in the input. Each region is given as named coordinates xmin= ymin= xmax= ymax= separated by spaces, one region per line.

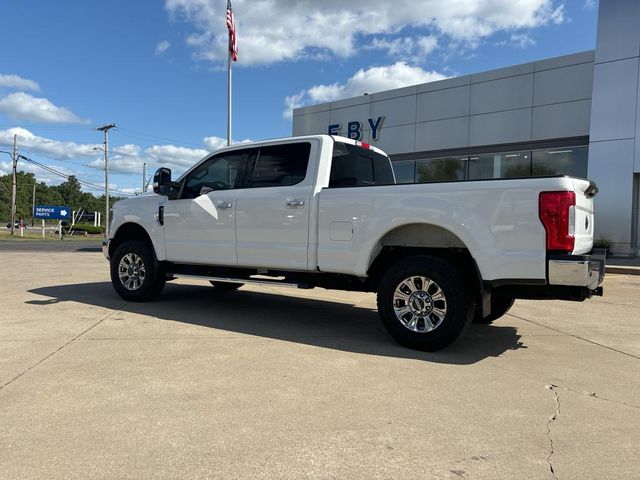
xmin=6 ymin=220 xmax=27 ymax=229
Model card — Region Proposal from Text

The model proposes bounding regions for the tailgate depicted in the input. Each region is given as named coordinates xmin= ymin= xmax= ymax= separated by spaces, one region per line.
xmin=572 ymin=178 xmax=597 ymax=255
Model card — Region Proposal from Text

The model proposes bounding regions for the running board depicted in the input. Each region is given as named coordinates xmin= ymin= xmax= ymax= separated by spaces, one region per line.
xmin=171 ymin=273 xmax=305 ymax=289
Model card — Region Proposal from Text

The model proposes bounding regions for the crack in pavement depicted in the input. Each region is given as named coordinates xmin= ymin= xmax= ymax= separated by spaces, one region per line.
xmin=508 ymin=313 xmax=640 ymax=361
xmin=545 ymin=384 xmax=560 ymax=480
xmin=0 ymin=302 xmax=129 ymax=393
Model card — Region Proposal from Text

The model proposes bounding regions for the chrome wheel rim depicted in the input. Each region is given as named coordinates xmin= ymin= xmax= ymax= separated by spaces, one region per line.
xmin=118 ymin=253 xmax=146 ymax=291
xmin=393 ymin=276 xmax=447 ymax=333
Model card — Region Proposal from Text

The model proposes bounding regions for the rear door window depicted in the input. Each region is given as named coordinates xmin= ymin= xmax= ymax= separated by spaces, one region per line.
xmin=246 ymin=142 xmax=311 ymax=188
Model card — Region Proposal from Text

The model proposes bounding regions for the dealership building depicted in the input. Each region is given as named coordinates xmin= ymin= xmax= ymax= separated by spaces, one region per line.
xmin=292 ymin=0 xmax=640 ymax=256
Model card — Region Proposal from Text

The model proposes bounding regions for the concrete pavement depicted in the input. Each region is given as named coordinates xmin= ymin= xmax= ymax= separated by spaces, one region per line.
xmin=0 ymin=250 xmax=638 ymax=479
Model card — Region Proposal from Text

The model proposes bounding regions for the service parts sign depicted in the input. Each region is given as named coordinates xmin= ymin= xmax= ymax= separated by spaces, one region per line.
xmin=34 ymin=205 xmax=71 ymax=220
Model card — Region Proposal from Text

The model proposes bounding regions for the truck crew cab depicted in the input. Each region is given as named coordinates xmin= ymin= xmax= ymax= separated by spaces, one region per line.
xmin=104 ymin=135 xmax=604 ymax=351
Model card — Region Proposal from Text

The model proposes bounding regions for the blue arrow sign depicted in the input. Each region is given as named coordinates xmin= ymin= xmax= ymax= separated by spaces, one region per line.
xmin=34 ymin=205 xmax=71 ymax=220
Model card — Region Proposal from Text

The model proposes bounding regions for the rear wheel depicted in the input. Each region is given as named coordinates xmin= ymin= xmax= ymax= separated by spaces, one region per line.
xmin=110 ymin=240 xmax=165 ymax=301
xmin=377 ymin=256 xmax=473 ymax=351
xmin=473 ymin=294 xmax=515 ymax=324
xmin=209 ymin=281 xmax=244 ymax=291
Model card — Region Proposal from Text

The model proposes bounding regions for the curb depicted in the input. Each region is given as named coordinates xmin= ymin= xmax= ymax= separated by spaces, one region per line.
xmin=606 ymin=266 xmax=640 ymax=276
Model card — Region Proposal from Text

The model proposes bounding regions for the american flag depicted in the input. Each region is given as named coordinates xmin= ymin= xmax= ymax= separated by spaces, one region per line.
xmin=226 ymin=0 xmax=238 ymax=62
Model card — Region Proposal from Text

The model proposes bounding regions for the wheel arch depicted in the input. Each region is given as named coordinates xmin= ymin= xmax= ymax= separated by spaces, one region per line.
xmin=366 ymin=223 xmax=485 ymax=310
xmin=109 ymin=222 xmax=156 ymax=260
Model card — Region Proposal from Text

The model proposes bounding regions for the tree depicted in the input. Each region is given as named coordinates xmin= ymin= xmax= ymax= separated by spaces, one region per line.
xmin=54 ymin=176 xmax=83 ymax=208
xmin=0 ymin=171 xmax=123 ymax=224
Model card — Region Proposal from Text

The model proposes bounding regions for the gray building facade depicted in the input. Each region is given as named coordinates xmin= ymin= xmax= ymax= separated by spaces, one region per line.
xmin=292 ymin=0 xmax=640 ymax=256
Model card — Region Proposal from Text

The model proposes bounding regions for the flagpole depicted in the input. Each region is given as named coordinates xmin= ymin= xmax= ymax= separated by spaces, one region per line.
xmin=227 ymin=49 xmax=232 ymax=146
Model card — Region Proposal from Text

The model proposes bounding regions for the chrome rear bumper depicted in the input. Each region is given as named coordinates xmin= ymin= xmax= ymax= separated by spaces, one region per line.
xmin=548 ymin=253 xmax=605 ymax=292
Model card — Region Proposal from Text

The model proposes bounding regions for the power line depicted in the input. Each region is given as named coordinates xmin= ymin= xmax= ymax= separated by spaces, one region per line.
xmin=18 ymin=155 xmax=135 ymax=196
xmin=116 ymin=127 xmax=205 ymax=148
xmin=19 ymin=148 xmax=143 ymax=177
xmin=1 ymin=124 xmax=209 ymax=150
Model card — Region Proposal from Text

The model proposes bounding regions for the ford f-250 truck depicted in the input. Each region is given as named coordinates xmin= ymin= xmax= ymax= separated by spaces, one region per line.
xmin=103 ymin=135 xmax=604 ymax=351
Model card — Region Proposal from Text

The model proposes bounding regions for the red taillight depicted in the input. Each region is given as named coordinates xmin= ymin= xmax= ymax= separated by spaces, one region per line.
xmin=539 ymin=191 xmax=576 ymax=253
xmin=356 ymin=141 xmax=371 ymax=149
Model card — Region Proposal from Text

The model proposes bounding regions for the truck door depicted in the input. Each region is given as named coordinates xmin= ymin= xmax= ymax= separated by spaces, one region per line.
xmin=163 ymin=149 xmax=251 ymax=265
xmin=235 ymin=142 xmax=314 ymax=270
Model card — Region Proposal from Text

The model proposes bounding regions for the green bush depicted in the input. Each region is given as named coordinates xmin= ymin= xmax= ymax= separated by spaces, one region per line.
xmin=72 ymin=223 xmax=105 ymax=234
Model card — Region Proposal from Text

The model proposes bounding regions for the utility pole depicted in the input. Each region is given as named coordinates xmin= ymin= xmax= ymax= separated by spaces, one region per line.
xmin=96 ymin=124 xmax=116 ymax=237
xmin=31 ymin=183 xmax=36 ymax=227
xmin=142 ymin=162 xmax=147 ymax=193
xmin=10 ymin=134 xmax=17 ymax=236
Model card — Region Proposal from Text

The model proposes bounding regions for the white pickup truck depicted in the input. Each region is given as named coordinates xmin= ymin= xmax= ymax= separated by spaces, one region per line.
xmin=103 ymin=135 xmax=604 ymax=350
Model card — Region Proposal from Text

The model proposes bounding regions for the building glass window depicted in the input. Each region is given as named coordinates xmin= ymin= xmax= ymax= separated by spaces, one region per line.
xmin=532 ymin=146 xmax=588 ymax=178
xmin=468 ymin=151 xmax=530 ymax=180
xmin=391 ymin=144 xmax=589 ymax=184
xmin=416 ymin=156 xmax=467 ymax=183
xmin=393 ymin=160 xmax=416 ymax=184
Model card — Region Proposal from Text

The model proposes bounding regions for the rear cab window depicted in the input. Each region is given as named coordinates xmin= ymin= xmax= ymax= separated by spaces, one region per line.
xmin=329 ymin=142 xmax=395 ymax=188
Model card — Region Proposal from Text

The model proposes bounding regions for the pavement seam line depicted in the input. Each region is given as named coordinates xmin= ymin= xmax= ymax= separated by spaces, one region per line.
xmin=545 ymin=384 xmax=560 ymax=480
xmin=508 ymin=313 xmax=640 ymax=361
xmin=0 ymin=301 xmax=129 ymax=393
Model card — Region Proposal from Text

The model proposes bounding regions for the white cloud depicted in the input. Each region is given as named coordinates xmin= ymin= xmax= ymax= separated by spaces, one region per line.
xmin=203 ymin=135 xmax=253 ymax=150
xmin=0 ymin=127 xmax=98 ymax=159
xmin=583 ymin=0 xmax=596 ymax=10
xmin=510 ymin=33 xmax=536 ymax=48
xmin=92 ymin=142 xmax=208 ymax=175
xmin=155 ymin=40 xmax=171 ymax=55
xmin=368 ymin=36 xmax=439 ymax=61
xmin=144 ymin=144 xmax=208 ymax=168
xmin=284 ymin=62 xmax=447 ymax=119
xmin=113 ymin=144 xmax=142 ymax=157
xmin=166 ymin=0 xmax=567 ymax=66
xmin=0 ymin=92 xmax=89 ymax=124
xmin=0 ymin=74 xmax=40 ymax=92
xmin=0 ymin=127 xmax=251 ymax=185
xmin=203 ymin=136 xmax=228 ymax=151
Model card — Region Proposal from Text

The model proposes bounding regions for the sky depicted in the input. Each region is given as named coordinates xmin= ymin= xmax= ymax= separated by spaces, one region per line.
xmin=0 ymin=0 xmax=598 ymax=196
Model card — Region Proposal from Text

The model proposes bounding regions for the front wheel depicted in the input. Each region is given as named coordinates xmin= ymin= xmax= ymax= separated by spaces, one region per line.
xmin=377 ymin=256 xmax=473 ymax=351
xmin=110 ymin=240 xmax=165 ymax=301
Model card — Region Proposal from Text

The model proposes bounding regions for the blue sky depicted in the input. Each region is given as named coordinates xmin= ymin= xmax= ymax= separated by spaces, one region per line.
xmin=0 ymin=0 xmax=598 ymax=195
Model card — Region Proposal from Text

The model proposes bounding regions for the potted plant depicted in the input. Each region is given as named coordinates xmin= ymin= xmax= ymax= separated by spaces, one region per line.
xmin=593 ymin=236 xmax=612 ymax=258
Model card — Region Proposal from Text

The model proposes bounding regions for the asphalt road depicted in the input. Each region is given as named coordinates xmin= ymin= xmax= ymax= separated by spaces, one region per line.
xmin=0 ymin=250 xmax=638 ymax=479
xmin=0 ymin=239 xmax=102 ymax=253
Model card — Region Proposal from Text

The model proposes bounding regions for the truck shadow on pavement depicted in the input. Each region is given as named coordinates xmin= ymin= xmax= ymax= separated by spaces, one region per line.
xmin=27 ymin=282 xmax=525 ymax=364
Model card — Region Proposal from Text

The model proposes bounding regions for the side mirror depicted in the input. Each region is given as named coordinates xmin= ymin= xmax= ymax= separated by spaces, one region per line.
xmin=153 ymin=168 xmax=172 ymax=196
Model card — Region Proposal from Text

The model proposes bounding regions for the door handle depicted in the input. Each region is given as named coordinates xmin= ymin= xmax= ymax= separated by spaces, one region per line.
xmin=286 ymin=198 xmax=305 ymax=208
xmin=215 ymin=200 xmax=233 ymax=209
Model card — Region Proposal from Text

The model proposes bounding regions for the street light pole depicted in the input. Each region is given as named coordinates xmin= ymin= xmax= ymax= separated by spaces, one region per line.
xmin=96 ymin=124 xmax=116 ymax=237
xmin=143 ymin=162 xmax=147 ymax=193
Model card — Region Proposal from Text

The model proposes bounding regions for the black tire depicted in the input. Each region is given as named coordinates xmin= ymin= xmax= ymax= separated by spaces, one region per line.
xmin=209 ymin=281 xmax=244 ymax=291
xmin=377 ymin=256 xmax=473 ymax=351
xmin=473 ymin=294 xmax=515 ymax=324
xmin=110 ymin=240 xmax=166 ymax=301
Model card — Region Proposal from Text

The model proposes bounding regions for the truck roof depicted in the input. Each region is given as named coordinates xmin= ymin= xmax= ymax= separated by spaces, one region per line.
xmin=208 ymin=134 xmax=388 ymax=157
